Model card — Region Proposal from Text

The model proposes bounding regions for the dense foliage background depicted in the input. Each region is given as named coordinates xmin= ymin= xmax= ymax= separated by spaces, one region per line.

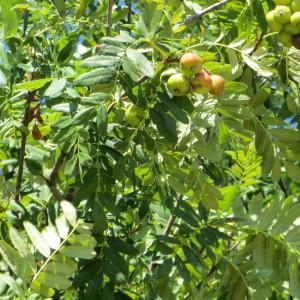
xmin=1 ymin=0 xmax=300 ymax=299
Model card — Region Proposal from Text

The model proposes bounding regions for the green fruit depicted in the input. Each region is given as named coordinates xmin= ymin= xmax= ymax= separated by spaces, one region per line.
xmin=274 ymin=6 xmax=292 ymax=24
xmin=292 ymin=33 xmax=300 ymax=48
xmin=167 ymin=73 xmax=191 ymax=96
xmin=290 ymin=12 xmax=300 ymax=27
xmin=180 ymin=52 xmax=202 ymax=76
xmin=275 ymin=0 xmax=292 ymax=3
xmin=125 ymin=104 xmax=145 ymax=126
xmin=266 ymin=10 xmax=283 ymax=32
xmin=191 ymin=71 xmax=212 ymax=94
xmin=291 ymin=0 xmax=300 ymax=12
xmin=284 ymin=23 xmax=300 ymax=34
xmin=279 ymin=31 xmax=293 ymax=46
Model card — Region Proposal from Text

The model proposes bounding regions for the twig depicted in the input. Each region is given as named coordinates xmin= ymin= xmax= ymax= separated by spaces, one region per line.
xmin=44 ymin=152 xmax=66 ymax=202
xmin=105 ymin=0 xmax=114 ymax=37
xmin=149 ymin=195 xmax=183 ymax=271
xmin=249 ymin=32 xmax=265 ymax=56
xmin=163 ymin=195 xmax=183 ymax=236
xmin=127 ymin=0 xmax=132 ymax=24
xmin=239 ymin=32 xmax=265 ymax=81
xmin=180 ymin=0 xmax=232 ymax=26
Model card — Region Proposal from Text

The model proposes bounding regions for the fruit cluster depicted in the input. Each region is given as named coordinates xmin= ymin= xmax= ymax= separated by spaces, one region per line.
xmin=266 ymin=0 xmax=300 ymax=49
xmin=167 ymin=53 xmax=225 ymax=97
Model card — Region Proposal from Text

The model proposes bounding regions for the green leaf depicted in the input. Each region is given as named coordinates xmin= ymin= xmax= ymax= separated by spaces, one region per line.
xmin=23 ymin=221 xmax=51 ymax=257
xmin=284 ymin=161 xmax=300 ymax=183
xmin=122 ymin=49 xmax=154 ymax=81
xmin=0 ymin=0 xmax=18 ymax=34
xmin=0 ymin=68 xmax=7 ymax=86
xmin=41 ymin=225 xmax=61 ymax=250
xmin=0 ymin=241 xmax=26 ymax=277
xmin=0 ymin=274 xmax=24 ymax=298
xmin=270 ymin=128 xmax=300 ymax=142
xmin=9 ymin=227 xmax=37 ymax=272
xmin=44 ymin=260 xmax=77 ymax=277
xmin=73 ymin=107 xmax=96 ymax=126
xmin=60 ymin=200 xmax=77 ymax=227
xmin=224 ymin=82 xmax=248 ymax=93
xmin=242 ymin=54 xmax=274 ymax=77
xmin=52 ymin=0 xmax=66 ymax=16
xmin=108 ymin=237 xmax=138 ymax=256
xmin=60 ymin=245 xmax=96 ymax=259
xmin=15 ymin=78 xmax=56 ymax=91
xmin=81 ymin=55 xmax=120 ymax=68
xmin=97 ymin=105 xmax=108 ymax=135
xmin=74 ymin=68 xmax=116 ymax=86
xmin=227 ymin=49 xmax=239 ymax=76
xmin=44 ymin=78 xmax=67 ymax=98
xmin=36 ymin=271 xmax=72 ymax=290
xmin=289 ymin=254 xmax=300 ymax=298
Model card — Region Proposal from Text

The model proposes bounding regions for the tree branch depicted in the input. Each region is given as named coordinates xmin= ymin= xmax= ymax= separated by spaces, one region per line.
xmin=180 ymin=0 xmax=232 ymax=26
xmin=105 ymin=0 xmax=114 ymax=37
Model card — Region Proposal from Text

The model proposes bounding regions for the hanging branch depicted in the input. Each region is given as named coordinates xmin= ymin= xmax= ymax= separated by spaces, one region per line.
xmin=180 ymin=0 xmax=232 ymax=26
xmin=15 ymin=90 xmax=35 ymax=202
xmin=105 ymin=0 xmax=114 ymax=37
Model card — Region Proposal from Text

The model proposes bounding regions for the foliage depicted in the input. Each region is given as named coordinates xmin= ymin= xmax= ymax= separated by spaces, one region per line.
xmin=0 ymin=0 xmax=300 ymax=299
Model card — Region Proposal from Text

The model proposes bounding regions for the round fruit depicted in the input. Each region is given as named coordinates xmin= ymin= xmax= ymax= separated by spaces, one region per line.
xmin=284 ymin=23 xmax=300 ymax=34
xmin=180 ymin=53 xmax=202 ymax=76
xmin=191 ymin=71 xmax=212 ymax=94
xmin=167 ymin=73 xmax=191 ymax=96
xmin=290 ymin=12 xmax=300 ymax=27
xmin=266 ymin=10 xmax=283 ymax=32
xmin=278 ymin=31 xmax=293 ymax=47
xmin=125 ymin=104 xmax=145 ymax=126
xmin=209 ymin=75 xmax=225 ymax=96
xmin=292 ymin=33 xmax=300 ymax=48
xmin=274 ymin=6 xmax=292 ymax=24
xmin=291 ymin=0 xmax=300 ymax=12
xmin=275 ymin=0 xmax=292 ymax=3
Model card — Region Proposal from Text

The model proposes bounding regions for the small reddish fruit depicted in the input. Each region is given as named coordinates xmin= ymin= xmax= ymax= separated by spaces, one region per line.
xmin=191 ymin=71 xmax=212 ymax=94
xmin=180 ymin=53 xmax=203 ymax=76
xmin=210 ymin=75 xmax=225 ymax=96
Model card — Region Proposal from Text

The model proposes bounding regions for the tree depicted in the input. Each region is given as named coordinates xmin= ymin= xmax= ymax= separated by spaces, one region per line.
xmin=1 ymin=0 xmax=300 ymax=299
